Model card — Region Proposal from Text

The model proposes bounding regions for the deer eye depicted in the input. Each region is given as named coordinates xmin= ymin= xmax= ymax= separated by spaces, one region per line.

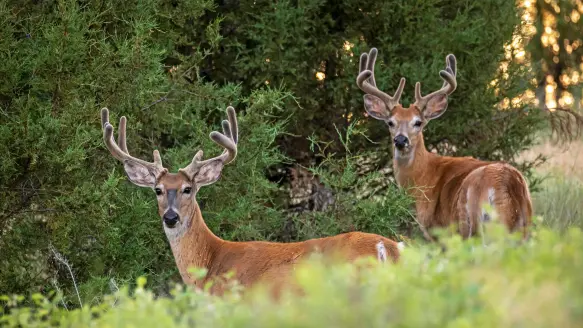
xmin=155 ymin=188 xmax=163 ymax=195
xmin=413 ymin=120 xmax=422 ymax=127
xmin=387 ymin=121 xmax=395 ymax=128
xmin=183 ymin=187 xmax=192 ymax=194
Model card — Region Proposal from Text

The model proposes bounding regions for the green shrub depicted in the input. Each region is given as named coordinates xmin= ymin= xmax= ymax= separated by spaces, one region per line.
xmin=0 ymin=0 xmax=547 ymax=309
xmin=291 ymin=121 xmax=415 ymax=241
xmin=2 ymin=223 xmax=582 ymax=327
xmin=0 ymin=0 xmax=290 ymax=304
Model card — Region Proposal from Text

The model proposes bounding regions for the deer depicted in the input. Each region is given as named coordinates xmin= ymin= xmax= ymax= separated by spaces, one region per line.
xmin=100 ymin=105 xmax=404 ymax=297
xmin=355 ymin=47 xmax=533 ymax=242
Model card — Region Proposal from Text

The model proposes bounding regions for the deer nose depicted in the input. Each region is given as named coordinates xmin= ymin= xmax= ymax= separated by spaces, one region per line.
xmin=163 ymin=210 xmax=180 ymax=228
xmin=393 ymin=135 xmax=409 ymax=150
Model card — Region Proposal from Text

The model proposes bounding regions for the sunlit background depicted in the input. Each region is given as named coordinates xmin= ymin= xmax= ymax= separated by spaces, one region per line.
xmin=502 ymin=0 xmax=583 ymax=112
xmin=311 ymin=1 xmax=583 ymax=117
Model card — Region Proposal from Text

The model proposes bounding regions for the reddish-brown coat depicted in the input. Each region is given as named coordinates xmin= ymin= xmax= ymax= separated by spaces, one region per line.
xmin=101 ymin=106 xmax=402 ymax=299
xmin=388 ymin=106 xmax=532 ymax=240
xmin=355 ymin=48 xmax=533 ymax=241
xmin=169 ymin=200 xmax=401 ymax=297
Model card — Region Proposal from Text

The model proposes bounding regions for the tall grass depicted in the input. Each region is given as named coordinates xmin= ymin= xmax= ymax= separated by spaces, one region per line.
xmin=534 ymin=174 xmax=583 ymax=233
xmin=519 ymin=133 xmax=583 ymax=232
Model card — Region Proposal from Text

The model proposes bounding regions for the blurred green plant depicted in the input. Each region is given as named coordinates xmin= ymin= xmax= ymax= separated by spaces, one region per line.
xmin=2 ymin=221 xmax=582 ymax=327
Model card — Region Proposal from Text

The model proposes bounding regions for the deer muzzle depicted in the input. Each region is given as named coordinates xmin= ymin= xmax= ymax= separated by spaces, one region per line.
xmin=163 ymin=209 xmax=180 ymax=228
xmin=393 ymin=135 xmax=409 ymax=150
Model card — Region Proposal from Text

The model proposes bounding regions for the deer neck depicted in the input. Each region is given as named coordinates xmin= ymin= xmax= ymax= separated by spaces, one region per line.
xmin=393 ymin=134 xmax=434 ymax=189
xmin=166 ymin=202 xmax=224 ymax=286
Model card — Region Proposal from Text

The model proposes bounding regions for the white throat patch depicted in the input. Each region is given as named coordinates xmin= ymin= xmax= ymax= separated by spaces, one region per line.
xmin=394 ymin=148 xmax=415 ymax=167
xmin=164 ymin=216 xmax=189 ymax=242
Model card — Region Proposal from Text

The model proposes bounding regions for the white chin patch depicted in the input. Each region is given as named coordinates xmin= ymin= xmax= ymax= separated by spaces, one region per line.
xmin=394 ymin=148 xmax=415 ymax=167
xmin=394 ymin=148 xmax=412 ymax=158
xmin=163 ymin=221 xmax=185 ymax=241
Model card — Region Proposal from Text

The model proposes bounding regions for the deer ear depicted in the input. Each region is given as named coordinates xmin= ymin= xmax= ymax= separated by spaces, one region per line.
xmin=363 ymin=94 xmax=391 ymax=120
xmin=123 ymin=161 xmax=157 ymax=188
xmin=194 ymin=159 xmax=224 ymax=188
xmin=423 ymin=94 xmax=449 ymax=120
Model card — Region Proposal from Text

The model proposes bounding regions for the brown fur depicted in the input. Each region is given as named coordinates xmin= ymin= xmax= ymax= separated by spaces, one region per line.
xmin=157 ymin=171 xmax=401 ymax=297
xmin=380 ymin=106 xmax=532 ymax=241
xmin=101 ymin=106 xmax=402 ymax=299
xmin=355 ymin=48 xmax=533 ymax=241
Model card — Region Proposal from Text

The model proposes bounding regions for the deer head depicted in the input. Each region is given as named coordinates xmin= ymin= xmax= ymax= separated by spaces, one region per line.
xmin=101 ymin=106 xmax=239 ymax=235
xmin=356 ymin=48 xmax=457 ymax=161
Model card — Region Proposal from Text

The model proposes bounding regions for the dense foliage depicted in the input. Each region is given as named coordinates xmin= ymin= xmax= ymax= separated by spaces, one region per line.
xmin=2 ymin=223 xmax=583 ymax=327
xmin=208 ymin=0 xmax=545 ymax=163
xmin=0 ymin=0 xmax=290 ymax=301
xmin=0 ymin=0 xmax=545 ymax=308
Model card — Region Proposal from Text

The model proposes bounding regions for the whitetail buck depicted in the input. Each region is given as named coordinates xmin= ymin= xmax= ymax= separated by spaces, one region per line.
xmin=100 ymin=106 xmax=403 ymax=296
xmin=355 ymin=48 xmax=533 ymax=241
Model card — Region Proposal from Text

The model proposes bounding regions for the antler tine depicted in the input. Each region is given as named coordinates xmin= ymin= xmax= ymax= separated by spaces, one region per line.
xmin=209 ymin=130 xmax=237 ymax=164
xmin=365 ymin=47 xmax=378 ymax=87
xmin=118 ymin=116 xmax=129 ymax=153
xmin=446 ymin=53 xmax=457 ymax=76
xmin=359 ymin=48 xmax=378 ymax=87
xmin=359 ymin=52 xmax=368 ymax=77
xmin=179 ymin=106 xmax=239 ymax=179
xmin=414 ymin=54 xmax=458 ymax=109
xmin=226 ymin=106 xmax=238 ymax=144
xmin=440 ymin=54 xmax=457 ymax=88
xmin=356 ymin=47 xmax=405 ymax=109
xmin=100 ymin=107 xmax=166 ymax=175
xmin=221 ymin=120 xmax=232 ymax=140
xmin=211 ymin=106 xmax=238 ymax=164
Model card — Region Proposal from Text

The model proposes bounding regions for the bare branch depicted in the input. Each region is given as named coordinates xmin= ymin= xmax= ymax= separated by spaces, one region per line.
xmin=49 ymin=244 xmax=83 ymax=308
